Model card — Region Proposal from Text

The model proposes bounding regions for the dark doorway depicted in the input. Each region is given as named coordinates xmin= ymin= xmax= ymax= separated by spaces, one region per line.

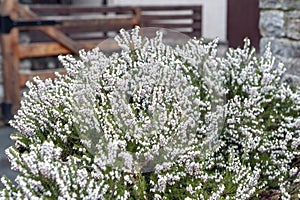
xmin=227 ymin=0 xmax=261 ymax=50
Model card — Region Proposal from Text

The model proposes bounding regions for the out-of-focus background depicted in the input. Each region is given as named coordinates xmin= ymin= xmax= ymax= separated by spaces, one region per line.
xmin=0 ymin=0 xmax=299 ymax=188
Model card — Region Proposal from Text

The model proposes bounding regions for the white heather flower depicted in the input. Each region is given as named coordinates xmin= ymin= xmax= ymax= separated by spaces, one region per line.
xmin=1 ymin=27 xmax=299 ymax=200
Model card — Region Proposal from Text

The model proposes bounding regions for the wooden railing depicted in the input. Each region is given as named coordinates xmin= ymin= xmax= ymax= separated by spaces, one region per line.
xmin=0 ymin=0 xmax=202 ymax=119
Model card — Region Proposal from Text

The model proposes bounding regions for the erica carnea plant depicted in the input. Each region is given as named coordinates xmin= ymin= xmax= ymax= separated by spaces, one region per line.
xmin=1 ymin=27 xmax=299 ymax=199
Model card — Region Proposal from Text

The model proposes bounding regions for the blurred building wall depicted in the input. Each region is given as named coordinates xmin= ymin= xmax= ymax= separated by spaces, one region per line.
xmin=259 ymin=0 xmax=300 ymax=85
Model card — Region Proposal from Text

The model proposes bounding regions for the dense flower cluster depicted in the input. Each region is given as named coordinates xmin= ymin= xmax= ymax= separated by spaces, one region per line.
xmin=1 ymin=27 xmax=299 ymax=199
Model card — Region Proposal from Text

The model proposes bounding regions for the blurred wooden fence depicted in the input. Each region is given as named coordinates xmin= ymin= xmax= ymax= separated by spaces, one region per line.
xmin=0 ymin=0 xmax=202 ymax=118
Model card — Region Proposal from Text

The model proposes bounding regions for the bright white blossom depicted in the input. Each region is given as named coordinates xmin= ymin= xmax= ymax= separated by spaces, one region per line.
xmin=0 ymin=27 xmax=299 ymax=199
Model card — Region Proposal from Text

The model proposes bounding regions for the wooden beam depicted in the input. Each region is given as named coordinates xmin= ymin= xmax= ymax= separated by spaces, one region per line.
xmin=36 ymin=26 xmax=83 ymax=54
xmin=59 ymin=18 xmax=138 ymax=29
xmin=140 ymin=6 xmax=200 ymax=11
xmin=0 ymin=0 xmax=15 ymax=15
xmin=19 ymin=17 xmax=138 ymax=35
xmin=140 ymin=23 xmax=200 ymax=29
xmin=141 ymin=14 xmax=201 ymax=20
xmin=18 ymin=40 xmax=120 ymax=59
xmin=19 ymin=42 xmax=71 ymax=58
xmin=29 ymin=5 xmax=137 ymax=14
xmin=19 ymin=69 xmax=67 ymax=88
xmin=28 ymin=5 xmax=200 ymax=12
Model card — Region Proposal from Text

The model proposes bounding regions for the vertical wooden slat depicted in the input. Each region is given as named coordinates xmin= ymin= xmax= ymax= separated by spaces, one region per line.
xmin=0 ymin=0 xmax=20 ymax=117
xmin=195 ymin=6 xmax=202 ymax=37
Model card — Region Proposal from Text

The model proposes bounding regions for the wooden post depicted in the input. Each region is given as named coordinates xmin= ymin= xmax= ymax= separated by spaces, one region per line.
xmin=133 ymin=8 xmax=141 ymax=27
xmin=0 ymin=0 xmax=20 ymax=119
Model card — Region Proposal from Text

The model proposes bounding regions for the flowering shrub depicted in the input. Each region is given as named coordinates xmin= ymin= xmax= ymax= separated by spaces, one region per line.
xmin=1 ymin=27 xmax=300 ymax=199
